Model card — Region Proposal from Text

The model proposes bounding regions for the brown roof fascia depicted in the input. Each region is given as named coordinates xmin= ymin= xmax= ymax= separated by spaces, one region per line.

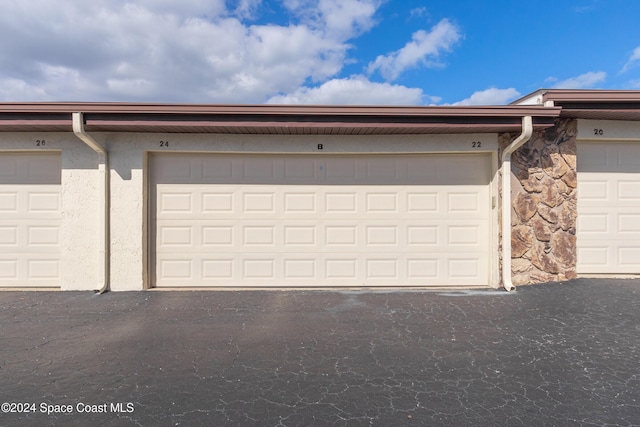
xmin=0 ymin=103 xmax=560 ymax=133
xmin=540 ymin=89 xmax=640 ymax=103
xmin=0 ymin=102 xmax=559 ymax=116
xmin=538 ymin=89 xmax=640 ymax=120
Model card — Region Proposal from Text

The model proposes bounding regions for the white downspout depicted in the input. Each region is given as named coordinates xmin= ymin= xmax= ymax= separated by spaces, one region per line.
xmin=72 ymin=112 xmax=110 ymax=294
xmin=501 ymin=116 xmax=533 ymax=291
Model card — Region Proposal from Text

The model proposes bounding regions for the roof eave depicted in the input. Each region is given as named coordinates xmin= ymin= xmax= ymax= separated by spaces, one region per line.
xmin=0 ymin=103 xmax=561 ymax=134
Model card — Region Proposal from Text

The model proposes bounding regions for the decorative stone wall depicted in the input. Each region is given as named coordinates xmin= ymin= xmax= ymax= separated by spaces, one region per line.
xmin=500 ymin=118 xmax=578 ymax=285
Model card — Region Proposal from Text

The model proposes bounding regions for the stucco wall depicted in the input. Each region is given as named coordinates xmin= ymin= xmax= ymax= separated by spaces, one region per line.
xmin=499 ymin=119 xmax=578 ymax=285
xmin=107 ymin=137 xmax=147 ymax=291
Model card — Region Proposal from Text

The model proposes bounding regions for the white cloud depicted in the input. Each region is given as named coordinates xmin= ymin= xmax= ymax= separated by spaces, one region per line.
xmin=410 ymin=7 xmax=429 ymax=18
xmin=266 ymin=75 xmax=426 ymax=104
xmin=452 ymin=87 xmax=521 ymax=106
xmin=283 ymin=0 xmax=379 ymax=39
xmin=0 ymin=1 xmax=382 ymax=102
xmin=621 ymin=46 xmax=640 ymax=73
xmin=319 ymin=0 xmax=379 ymax=38
xmin=367 ymin=19 xmax=461 ymax=81
xmin=572 ymin=2 xmax=598 ymax=13
xmin=551 ymin=71 xmax=606 ymax=89
xmin=0 ymin=78 xmax=47 ymax=100
xmin=228 ymin=0 xmax=263 ymax=19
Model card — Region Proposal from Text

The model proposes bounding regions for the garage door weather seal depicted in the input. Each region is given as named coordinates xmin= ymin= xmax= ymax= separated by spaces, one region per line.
xmin=501 ymin=116 xmax=533 ymax=291
xmin=72 ymin=112 xmax=110 ymax=294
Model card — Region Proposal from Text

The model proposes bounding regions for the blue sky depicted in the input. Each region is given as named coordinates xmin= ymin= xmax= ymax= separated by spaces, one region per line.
xmin=1 ymin=0 xmax=639 ymax=105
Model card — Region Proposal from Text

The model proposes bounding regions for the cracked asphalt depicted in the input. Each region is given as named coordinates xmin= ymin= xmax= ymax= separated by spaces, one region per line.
xmin=1 ymin=278 xmax=639 ymax=426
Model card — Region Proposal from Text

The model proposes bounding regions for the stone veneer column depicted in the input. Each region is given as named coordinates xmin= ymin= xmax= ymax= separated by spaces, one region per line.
xmin=499 ymin=118 xmax=578 ymax=285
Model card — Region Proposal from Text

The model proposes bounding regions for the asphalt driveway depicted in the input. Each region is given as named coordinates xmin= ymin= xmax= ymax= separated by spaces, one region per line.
xmin=1 ymin=279 xmax=639 ymax=426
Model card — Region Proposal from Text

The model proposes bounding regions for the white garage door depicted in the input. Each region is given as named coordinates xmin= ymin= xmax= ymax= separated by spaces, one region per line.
xmin=150 ymin=153 xmax=491 ymax=287
xmin=0 ymin=152 xmax=61 ymax=287
xmin=577 ymin=142 xmax=640 ymax=273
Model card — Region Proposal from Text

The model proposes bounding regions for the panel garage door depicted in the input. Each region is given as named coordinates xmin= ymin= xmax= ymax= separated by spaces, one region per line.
xmin=150 ymin=153 xmax=491 ymax=287
xmin=0 ymin=152 xmax=61 ymax=287
xmin=577 ymin=142 xmax=640 ymax=273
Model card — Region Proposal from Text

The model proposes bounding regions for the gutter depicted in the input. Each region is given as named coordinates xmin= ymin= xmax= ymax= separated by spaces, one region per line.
xmin=72 ymin=112 xmax=110 ymax=294
xmin=501 ymin=116 xmax=533 ymax=291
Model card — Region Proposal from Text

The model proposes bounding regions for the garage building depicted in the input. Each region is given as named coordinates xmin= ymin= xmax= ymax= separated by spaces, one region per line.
xmin=1 ymin=90 xmax=639 ymax=291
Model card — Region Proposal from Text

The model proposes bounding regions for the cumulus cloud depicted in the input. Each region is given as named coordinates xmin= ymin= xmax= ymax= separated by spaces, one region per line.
xmin=283 ymin=0 xmax=379 ymax=39
xmin=367 ymin=19 xmax=461 ymax=81
xmin=266 ymin=75 xmax=427 ymax=104
xmin=452 ymin=87 xmax=521 ymax=106
xmin=621 ymin=46 xmax=640 ymax=73
xmin=551 ymin=71 xmax=606 ymax=89
xmin=0 ymin=0 xmax=382 ymax=102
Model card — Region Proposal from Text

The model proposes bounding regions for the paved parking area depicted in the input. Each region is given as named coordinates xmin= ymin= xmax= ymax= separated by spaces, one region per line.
xmin=1 ymin=279 xmax=639 ymax=426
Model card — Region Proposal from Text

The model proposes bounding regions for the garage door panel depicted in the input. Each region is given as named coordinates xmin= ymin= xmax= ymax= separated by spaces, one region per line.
xmin=579 ymin=181 xmax=608 ymax=202
xmin=577 ymin=142 xmax=640 ymax=273
xmin=407 ymin=258 xmax=439 ymax=279
xmin=243 ymin=192 xmax=276 ymax=213
xmin=0 ymin=254 xmax=60 ymax=285
xmin=618 ymin=180 xmax=640 ymax=201
xmin=0 ymin=224 xmax=18 ymax=246
xmin=284 ymin=192 xmax=317 ymax=213
xmin=151 ymin=153 xmax=490 ymax=287
xmin=448 ymin=258 xmax=481 ymax=278
xmin=0 ymin=221 xmax=60 ymax=251
xmin=159 ymin=258 xmax=194 ymax=281
xmin=407 ymin=192 xmax=438 ymax=213
xmin=448 ymin=225 xmax=482 ymax=246
xmin=616 ymin=146 xmax=640 ymax=169
xmin=203 ymin=192 xmax=235 ymax=213
xmin=284 ymin=258 xmax=316 ymax=279
xmin=203 ymin=259 xmax=234 ymax=280
xmin=0 ymin=259 xmax=18 ymax=279
xmin=284 ymin=157 xmax=320 ymax=179
xmin=152 ymin=155 xmax=195 ymax=181
xmin=0 ymin=157 xmax=18 ymax=179
xmin=366 ymin=192 xmax=398 ymax=213
xmin=0 ymin=154 xmax=61 ymax=184
xmin=157 ymin=191 xmax=194 ymax=215
xmin=578 ymin=246 xmax=609 ymax=267
xmin=159 ymin=225 xmax=193 ymax=247
xmin=619 ymin=248 xmax=640 ymax=267
xmin=325 ymin=158 xmax=358 ymax=179
xmin=203 ymin=225 xmax=235 ymax=247
xmin=448 ymin=192 xmax=481 ymax=213
xmin=202 ymin=156 xmax=234 ymax=179
xmin=0 ymin=192 xmax=18 ymax=212
xmin=577 ymin=212 xmax=609 ymax=233
xmin=284 ymin=224 xmax=317 ymax=246
xmin=0 ymin=189 xmax=59 ymax=218
xmin=27 ymin=192 xmax=60 ymax=213
xmin=27 ymin=225 xmax=60 ymax=246
xmin=618 ymin=213 xmax=640 ymax=233
xmin=27 ymin=259 xmax=60 ymax=280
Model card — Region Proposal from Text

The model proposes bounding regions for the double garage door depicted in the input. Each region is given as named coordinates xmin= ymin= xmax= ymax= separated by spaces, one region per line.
xmin=577 ymin=142 xmax=640 ymax=273
xmin=0 ymin=153 xmax=61 ymax=287
xmin=151 ymin=153 xmax=491 ymax=288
